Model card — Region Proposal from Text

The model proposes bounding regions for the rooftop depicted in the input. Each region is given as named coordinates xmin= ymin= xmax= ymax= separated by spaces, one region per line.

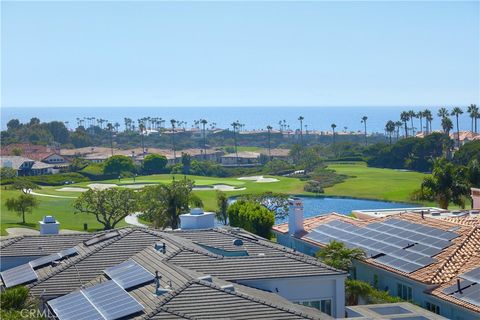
xmin=1 ymin=227 xmax=343 ymax=319
xmin=273 ymin=212 xmax=480 ymax=314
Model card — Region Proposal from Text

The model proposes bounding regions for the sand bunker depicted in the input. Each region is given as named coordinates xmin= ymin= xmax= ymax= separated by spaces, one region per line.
xmin=56 ymin=187 xmax=89 ymax=192
xmin=237 ymin=175 xmax=279 ymax=183
xmin=121 ymin=184 xmax=153 ymax=189
xmin=87 ymin=183 xmax=118 ymax=190
xmin=193 ymin=184 xmax=246 ymax=192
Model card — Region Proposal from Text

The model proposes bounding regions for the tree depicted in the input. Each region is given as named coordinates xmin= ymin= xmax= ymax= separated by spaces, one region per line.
xmin=139 ymin=122 xmax=146 ymax=155
xmin=441 ymin=117 xmax=453 ymax=135
xmin=408 ymin=110 xmax=416 ymax=135
xmin=11 ymin=147 xmax=23 ymax=156
xmin=451 ymin=107 xmax=463 ymax=146
xmin=142 ymin=154 xmax=168 ymax=174
xmin=438 ymin=107 xmax=449 ymax=119
xmin=216 ymin=191 xmax=229 ymax=225
xmin=345 ymin=279 xmax=373 ymax=305
xmin=230 ymin=121 xmax=240 ymax=165
xmin=73 ymin=188 xmax=139 ymax=230
xmin=201 ymin=119 xmax=208 ymax=160
xmin=5 ymin=194 xmax=39 ymax=224
xmin=181 ymin=153 xmax=192 ymax=174
xmin=298 ymin=116 xmax=304 ymax=145
xmin=1 ymin=167 xmax=17 ymax=180
xmin=140 ymin=179 xmax=202 ymax=229
xmin=423 ymin=109 xmax=433 ymax=134
xmin=6 ymin=119 xmax=21 ymax=131
xmin=266 ymin=125 xmax=273 ymax=160
xmin=103 ymin=155 xmax=135 ymax=176
xmin=420 ymin=158 xmax=469 ymax=209
xmin=239 ymin=192 xmax=290 ymax=219
xmin=400 ymin=111 xmax=410 ymax=138
xmin=106 ymin=123 xmax=114 ymax=156
xmin=416 ymin=111 xmax=424 ymax=134
xmin=467 ymin=104 xmax=478 ymax=133
xmin=170 ymin=119 xmax=177 ymax=162
xmin=228 ymin=200 xmax=274 ymax=238
xmin=394 ymin=121 xmax=402 ymax=140
xmin=11 ymin=178 xmax=40 ymax=194
xmin=316 ymin=240 xmax=365 ymax=271
xmin=331 ymin=123 xmax=337 ymax=146
xmin=385 ymin=120 xmax=395 ymax=145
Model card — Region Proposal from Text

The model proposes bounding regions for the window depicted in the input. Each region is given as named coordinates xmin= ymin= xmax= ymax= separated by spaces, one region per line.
xmin=397 ymin=283 xmax=412 ymax=301
xmin=426 ymin=302 xmax=440 ymax=314
xmin=298 ymin=299 xmax=332 ymax=316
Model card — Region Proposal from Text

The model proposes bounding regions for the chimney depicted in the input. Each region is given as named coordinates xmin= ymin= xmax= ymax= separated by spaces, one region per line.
xmin=39 ymin=216 xmax=60 ymax=235
xmin=288 ymin=198 xmax=304 ymax=236
xmin=179 ymin=208 xmax=215 ymax=230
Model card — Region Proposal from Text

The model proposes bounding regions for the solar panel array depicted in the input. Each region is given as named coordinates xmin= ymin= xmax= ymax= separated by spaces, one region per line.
xmin=442 ymin=267 xmax=480 ymax=307
xmin=48 ymin=280 xmax=144 ymax=320
xmin=0 ymin=264 xmax=38 ymax=288
xmin=104 ymin=260 xmax=154 ymax=289
xmin=0 ymin=247 xmax=78 ymax=288
xmin=305 ymin=219 xmax=458 ymax=274
xmin=84 ymin=231 xmax=120 ymax=246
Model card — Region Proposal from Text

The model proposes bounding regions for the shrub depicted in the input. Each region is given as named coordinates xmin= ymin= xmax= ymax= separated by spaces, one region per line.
xmin=227 ymin=200 xmax=274 ymax=238
xmin=304 ymin=180 xmax=324 ymax=193
xmin=142 ymin=154 xmax=168 ymax=174
xmin=103 ymin=155 xmax=135 ymax=176
xmin=19 ymin=173 xmax=89 ymax=186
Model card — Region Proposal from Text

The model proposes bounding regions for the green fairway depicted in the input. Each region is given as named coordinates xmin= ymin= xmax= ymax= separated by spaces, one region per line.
xmin=324 ymin=162 xmax=430 ymax=204
xmin=0 ymin=174 xmax=305 ymax=235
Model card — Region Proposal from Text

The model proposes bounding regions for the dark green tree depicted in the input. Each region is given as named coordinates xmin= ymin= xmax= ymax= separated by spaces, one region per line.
xmin=142 ymin=154 xmax=168 ymax=174
xmin=5 ymin=194 xmax=39 ymax=224
xmin=103 ymin=155 xmax=135 ymax=176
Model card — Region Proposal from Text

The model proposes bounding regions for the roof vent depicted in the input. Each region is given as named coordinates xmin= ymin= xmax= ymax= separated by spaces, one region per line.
xmin=197 ymin=275 xmax=213 ymax=283
xmin=190 ymin=208 xmax=204 ymax=216
xmin=155 ymin=271 xmax=172 ymax=296
xmin=154 ymin=242 xmax=167 ymax=254
xmin=232 ymin=239 xmax=243 ymax=246
xmin=221 ymin=284 xmax=235 ymax=293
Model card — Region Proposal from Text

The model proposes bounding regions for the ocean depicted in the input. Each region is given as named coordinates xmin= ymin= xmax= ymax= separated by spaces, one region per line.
xmin=0 ymin=106 xmax=474 ymax=134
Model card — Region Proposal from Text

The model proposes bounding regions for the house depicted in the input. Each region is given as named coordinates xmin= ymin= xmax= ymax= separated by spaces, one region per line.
xmin=1 ymin=143 xmax=68 ymax=166
xmin=221 ymin=151 xmax=261 ymax=166
xmin=0 ymin=156 xmax=35 ymax=176
xmin=0 ymin=226 xmax=347 ymax=318
xmin=450 ymin=131 xmax=479 ymax=147
xmin=272 ymin=203 xmax=480 ymax=320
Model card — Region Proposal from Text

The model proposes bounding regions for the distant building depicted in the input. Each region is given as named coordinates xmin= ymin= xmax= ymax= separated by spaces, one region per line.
xmin=273 ymin=207 xmax=480 ymax=320
xmin=0 ymin=156 xmax=58 ymax=176
xmin=472 ymin=188 xmax=480 ymax=209
xmin=221 ymin=151 xmax=261 ymax=166
xmin=450 ymin=131 xmax=479 ymax=147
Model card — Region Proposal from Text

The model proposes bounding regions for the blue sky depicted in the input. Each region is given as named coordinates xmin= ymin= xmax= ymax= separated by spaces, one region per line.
xmin=1 ymin=1 xmax=479 ymax=107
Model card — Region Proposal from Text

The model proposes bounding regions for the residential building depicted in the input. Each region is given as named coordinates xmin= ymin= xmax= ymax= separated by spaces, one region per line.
xmin=221 ymin=151 xmax=261 ymax=166
xmin=472 ymin=188 xmax=480 ymax=209
xmin=0 ymin=226 xmax=347 ymax=319
xmin=273 ymin=206 xmax=480 ymax=320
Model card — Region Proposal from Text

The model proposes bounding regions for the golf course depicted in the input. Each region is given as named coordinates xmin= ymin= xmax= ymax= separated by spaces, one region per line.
xmin=0 ymin=162 xmax=430 ymax=235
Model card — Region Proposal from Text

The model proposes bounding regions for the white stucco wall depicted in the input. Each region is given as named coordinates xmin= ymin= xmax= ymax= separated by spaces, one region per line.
xmin=237 ymin=275 xmax=346 ymax=318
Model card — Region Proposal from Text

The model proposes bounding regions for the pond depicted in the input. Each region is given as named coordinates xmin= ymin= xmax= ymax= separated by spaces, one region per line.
xmin=275 ymin=196 xmax=419 ymax=224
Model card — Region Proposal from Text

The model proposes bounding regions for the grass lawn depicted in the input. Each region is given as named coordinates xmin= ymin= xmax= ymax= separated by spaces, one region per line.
xmin=0 ymin=174 xmax=305 ymax=235
xmin=324 ymin=162 xmax=432 ymax=204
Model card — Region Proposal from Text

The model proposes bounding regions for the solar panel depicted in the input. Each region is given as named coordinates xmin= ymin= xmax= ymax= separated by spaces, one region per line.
xmin=460 ymin=267 xmax=480 ymax=283
xmin=48 ymin=291 xmax=104 ymax=320
xmin=442 ymin=280 xmax=474 ymax=295
xmin=0 ymin=264 xmax=38 ymax=288
xmin=59 ymin=247 xmax=78 ymax=258
xmin=104 ymin=260 xmax=154 ymax=290
xmin=84 ymin=231 xmax=120 ymax=246
xmin=453 ymin=284 xmax=480 ymax=307
xmin=83 ymin=281 xmax=144 ymax=319
xmin=29 ymin=253 xmax=62 ymax=269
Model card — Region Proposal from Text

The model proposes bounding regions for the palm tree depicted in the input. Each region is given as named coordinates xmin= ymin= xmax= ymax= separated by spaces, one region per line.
xmin=400 ymin=111 xmax=410 ymax=138
xmin=395 ymin=121 xmax=402 ymax=140
xmin=200 ymin=119 xmax=208 ymax=160
xmin=421 ymin=158 xmax=469 ymax=209
xmin=467 ymin=104 xmax=479 ymax=133
xmin=385 ymin=120 xmax=395 ymax=145
xmin=231 ymin=121 xmax=240 ymax=165
xmin=345 ymin=280 xmax=373 ymax=306
xmin=170 ymin=119 xmax=177 ymax=162
xmin=106 ymin=123 xmax=114 ymax=156
xmin=298 ymin=116 xmax=304 ymax=145
xmin=417 ymin=111 xmax=424 ymax=134
xmin=316 ymin=240 xmax=365 ymax=271
xmin=139 ymin=122 xmax=146 ymax=155
xmin=331 ymin=123 xmax=337 ymax=146
xmin=408 ymin=110 xmax=416 ymax=135
xmin=441 ymin=117 xmax=453 ymax=135
xmin=266 ymin=125 xmax=273 ymax=160
xmin=451 ymin=107 xmax=463 ymax=146
xmin=423 ymin=109 xmax=433 ymax=134
xmin=361 ymin=116 xmax=368 ymax=146
xmin=437 ymin=107 xmax=449 ymax=119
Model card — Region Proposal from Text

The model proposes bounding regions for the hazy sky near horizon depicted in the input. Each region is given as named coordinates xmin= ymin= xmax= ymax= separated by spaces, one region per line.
xmin=2 ymin=1 xmax=479 ymax=108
